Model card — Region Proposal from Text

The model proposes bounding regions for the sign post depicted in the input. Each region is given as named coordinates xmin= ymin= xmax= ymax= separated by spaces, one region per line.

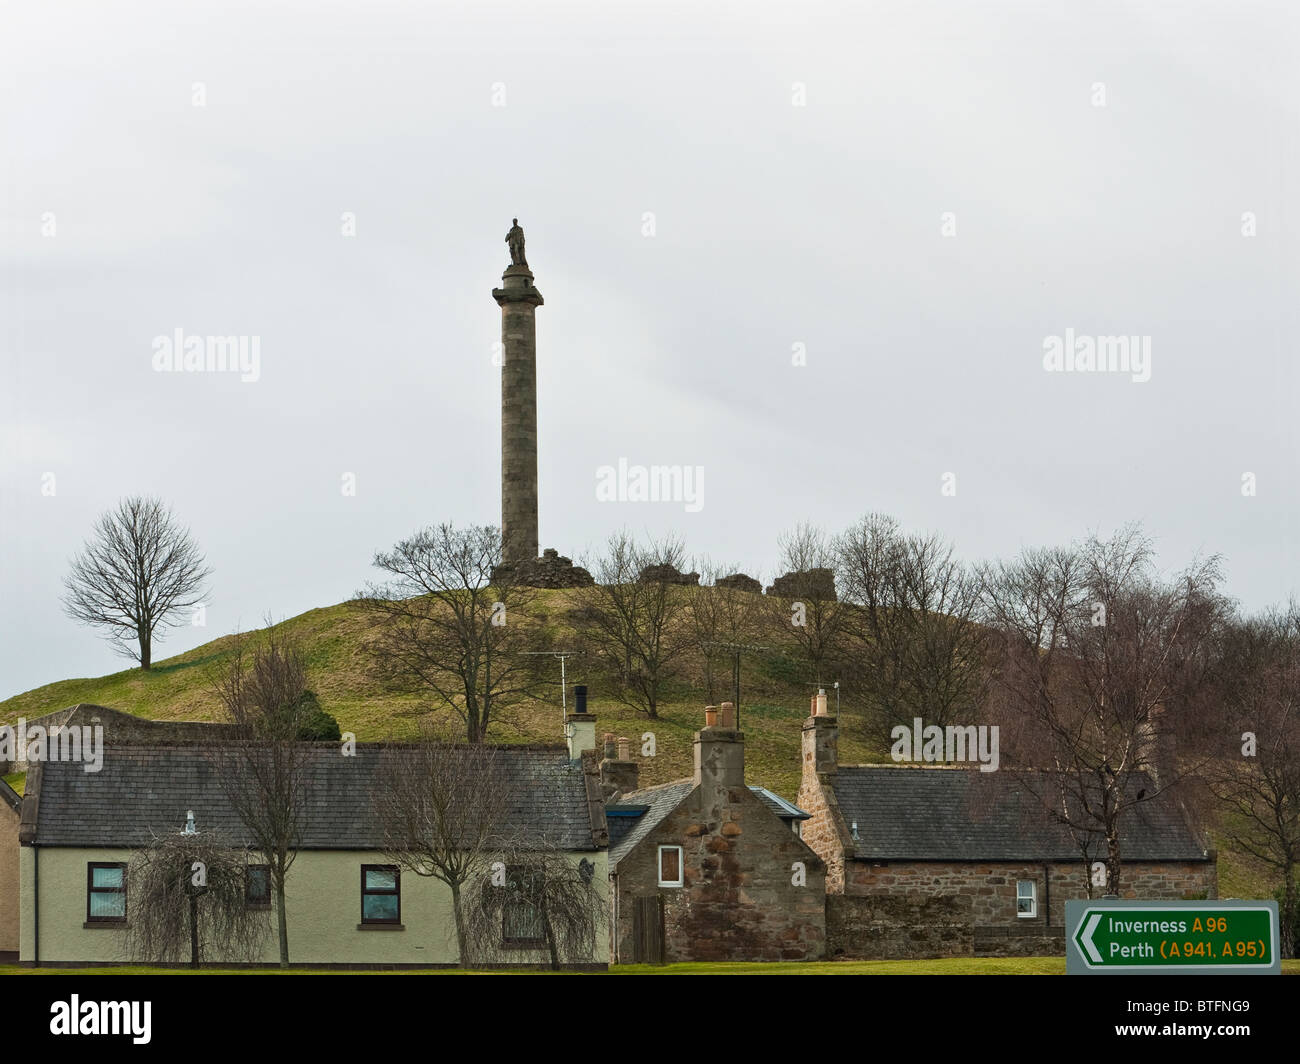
xmin=1065 ymin=899 xmax=1279 ymax=975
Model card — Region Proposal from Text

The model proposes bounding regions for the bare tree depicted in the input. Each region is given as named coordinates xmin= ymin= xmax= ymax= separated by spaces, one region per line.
xmin=62 ymin=495 xmax=211 ymax=670
xmin=372 ymin=724 xmax=517 ymax=964
xmin=978 ymin=525 xmax=1227 ymax=895
xmin=353 ymin=523 xmax=541 ymax=743
xmin=685 ymin=560 xmax=765 ymax=702
xmin=836 ymin=513 xmax=989 ymax=739
xmin=125 ymin=826 xmax=270 ymax=968
xmin=211 ymin=627 xmax=313 ymax=968
xmin=571 ymin=531 xmax=694 ymax=719
xmin=765 ymin=523 xmax=848 ymax=686
xmin=465 ymin=841 xmax=606 ymax=970
xmin=1202 ymin=607 xmax=1300 ymax=957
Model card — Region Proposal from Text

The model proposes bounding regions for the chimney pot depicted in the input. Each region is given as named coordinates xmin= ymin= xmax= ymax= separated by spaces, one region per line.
xmin=719 ymin=701 xmax=735 ymax=728
xmin=704 ymin=705 xmax=719 ymax=727
xmin=617 ymin=736 xmax=631 ymax=760
xmin=599 ymin=737 xmax=639 ymax=797
xmin=815 ymin=689 xmax=829 ymax=716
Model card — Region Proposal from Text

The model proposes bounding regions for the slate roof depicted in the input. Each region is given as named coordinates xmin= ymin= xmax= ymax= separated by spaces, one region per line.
xmin=832 ymin=765 xmax=1211 ymax=862
xmin=606 ymin=781 xmax=810 ymax=867
xmin=27 ymin=742 xmax=603 ymax=851
xmin=750 ymin=786 xmax=810 ymax=822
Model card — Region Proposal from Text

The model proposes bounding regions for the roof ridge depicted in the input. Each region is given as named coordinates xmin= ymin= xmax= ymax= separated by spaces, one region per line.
xmin=620 ymin=778 xmax=693 ymax=799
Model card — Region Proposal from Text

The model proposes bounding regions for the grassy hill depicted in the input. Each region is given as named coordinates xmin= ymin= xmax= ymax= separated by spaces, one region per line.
xmin=0 ymin=589 xmax=876 ymax=800
xmin=1 ymin=591 xmax=1287 ymax=906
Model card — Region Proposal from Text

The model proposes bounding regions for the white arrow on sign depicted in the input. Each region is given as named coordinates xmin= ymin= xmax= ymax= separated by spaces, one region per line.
xmin=1080 ymin=913 xmax=1103 ymax=964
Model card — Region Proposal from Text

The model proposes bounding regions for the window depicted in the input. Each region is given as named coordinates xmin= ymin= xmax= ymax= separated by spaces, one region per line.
xmin=791 ymin=820 xmax=802 ymax=839
xmin=1016 ymin=879 xmax=1037 ymax=918
xmin=361 ymin=865 xmax=401 ymax=924
xmin=502 ymin=867 xmax=544 ymax=948
xmin=246 ymin=866 xmax=271 ymax=910
xmin=87 ymin=863 xmax=127 ymax=923
xmin=657 ymin=845 xmax=683 ymax=888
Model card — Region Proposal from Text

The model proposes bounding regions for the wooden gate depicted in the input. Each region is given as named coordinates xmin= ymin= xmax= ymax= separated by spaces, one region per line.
xmin=632 ymin=895 xmax=665 ymax=964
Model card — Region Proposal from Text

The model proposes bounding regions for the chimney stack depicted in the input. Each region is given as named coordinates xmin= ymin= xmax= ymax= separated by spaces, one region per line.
xmin=565 ymin=685 xmax=596 ymax=760
xmin=599 ymin=733 xmax=639 ymax=800
xmin=1139 ymin=703 xmax=1177 ymax=788
xmin=694 ymin=704 xmax=745 ymax=791
xmin=802 ymin=689 xmax=838 ymax=784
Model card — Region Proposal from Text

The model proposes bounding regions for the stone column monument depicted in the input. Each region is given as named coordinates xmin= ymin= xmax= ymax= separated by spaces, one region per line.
xmin=493 ymin=219 xmax=542 ymax=567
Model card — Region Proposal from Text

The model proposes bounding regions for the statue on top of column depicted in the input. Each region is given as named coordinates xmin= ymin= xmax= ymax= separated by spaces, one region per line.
xmin=506 ymin=218 xmax=527 ymax=268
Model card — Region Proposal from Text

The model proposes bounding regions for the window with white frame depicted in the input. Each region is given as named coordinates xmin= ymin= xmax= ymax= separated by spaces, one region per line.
xmin=1016 ymin=879 xmax=1037 ymax=918
xmin=657 ymin=845 xmax=683 ymax=887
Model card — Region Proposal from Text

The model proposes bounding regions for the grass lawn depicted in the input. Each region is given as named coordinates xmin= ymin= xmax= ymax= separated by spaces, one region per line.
xmin=3 ymin=959 xmax=1297 ymax=975
xmin=0 ymin=958 xmax=1063 ymax=975
xmin=615 ymin=957 xmax=1069 ymax=974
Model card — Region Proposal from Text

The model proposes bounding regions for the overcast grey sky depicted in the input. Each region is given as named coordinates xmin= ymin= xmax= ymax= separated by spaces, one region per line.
xmin=1 ymin=0 xmax=1296 ymax=701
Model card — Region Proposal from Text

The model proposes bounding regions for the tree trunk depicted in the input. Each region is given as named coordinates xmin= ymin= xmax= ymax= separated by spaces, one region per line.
xmin=274 ymin=877 xmax=290 ymax=968
xmin=1105 ymin=828 xmax=1123 ymax=896
xmin=1282 ymin=866 xmax=1297 ymax=960
xmin=140 ymin=631 xmax=152 ymax=671
xmin=450 ymin=881 xmax=468 ymax=965
xmin=189 ymin=894 xmax=199 ymax=968
xmin=542 ymin=904 xmax=559 ymax=971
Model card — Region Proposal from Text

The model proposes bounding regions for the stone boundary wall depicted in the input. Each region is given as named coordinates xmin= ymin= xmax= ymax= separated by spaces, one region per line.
xmin=843 ymin=859 xmax=1217 ymax=928
xmin=826 ymin=893 xmax=973 ymax=959
xmin=974 ymin=925 xmax=1067 ymax=957
xmin=0 ymin=705 xmax=238 ymax=774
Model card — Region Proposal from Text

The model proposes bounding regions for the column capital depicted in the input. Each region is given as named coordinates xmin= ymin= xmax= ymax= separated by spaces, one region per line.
xmin=493 ymin=265 xmax=543 ymax=306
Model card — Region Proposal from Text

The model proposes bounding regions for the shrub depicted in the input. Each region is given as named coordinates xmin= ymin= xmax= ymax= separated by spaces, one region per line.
xmin=293 ymin=691 xmax=341 ymax=741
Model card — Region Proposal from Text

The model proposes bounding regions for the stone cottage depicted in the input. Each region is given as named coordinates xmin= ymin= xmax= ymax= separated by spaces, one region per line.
xmin=599 ymin=703 xmax=826 ymax=964
xmin=796 ymin=693 xmax=1218 ymax=958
